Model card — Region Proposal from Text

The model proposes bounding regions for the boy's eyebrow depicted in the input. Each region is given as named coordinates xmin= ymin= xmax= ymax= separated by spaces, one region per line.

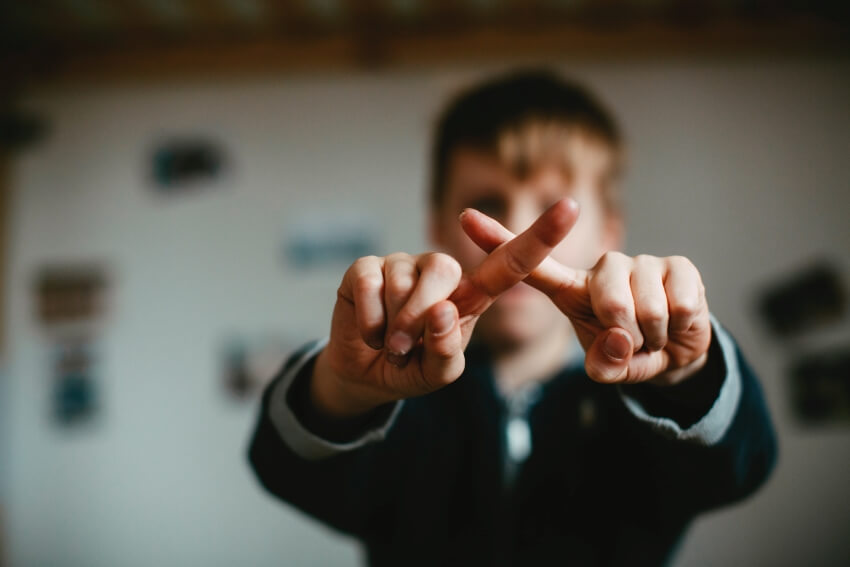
xmin=462 ymin=187 xmax=507 ymax=199
xmin=456 ymin=184 xmax=509 ymax=201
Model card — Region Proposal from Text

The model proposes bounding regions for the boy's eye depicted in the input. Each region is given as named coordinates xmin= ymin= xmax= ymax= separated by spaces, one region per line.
xmin=467 ymin=196 xmax=505 ymax=218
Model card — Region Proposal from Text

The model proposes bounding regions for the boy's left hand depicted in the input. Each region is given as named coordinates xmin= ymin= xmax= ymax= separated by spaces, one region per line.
xmin=461 ymin=199 xmax=712 ymax=386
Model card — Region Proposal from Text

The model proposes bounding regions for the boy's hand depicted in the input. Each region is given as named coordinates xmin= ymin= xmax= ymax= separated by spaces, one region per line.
xmin=312 ymin=199 xmax=581 ymax=418
xmin=461 ymin=202 xmax=712 ymax=386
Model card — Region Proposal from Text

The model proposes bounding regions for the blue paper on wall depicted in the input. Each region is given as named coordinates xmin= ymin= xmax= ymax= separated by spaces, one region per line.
xmin=284 ymin=211 xmax=381 ymax=269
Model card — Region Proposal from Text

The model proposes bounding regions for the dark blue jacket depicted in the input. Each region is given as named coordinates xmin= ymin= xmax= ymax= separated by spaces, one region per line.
xmin=249 ymin=337 xmax=777 ymax=566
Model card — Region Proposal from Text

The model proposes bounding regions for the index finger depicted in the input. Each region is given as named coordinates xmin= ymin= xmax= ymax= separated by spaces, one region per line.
xmin=458 ymin=202 xmax=585 ymax=299
xmin=464 ymin=198 xmax=580 ymax=302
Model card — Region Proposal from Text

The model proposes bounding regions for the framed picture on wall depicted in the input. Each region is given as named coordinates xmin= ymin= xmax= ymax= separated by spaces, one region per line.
xmin=51 ymin=337 xmax=99 ymax=426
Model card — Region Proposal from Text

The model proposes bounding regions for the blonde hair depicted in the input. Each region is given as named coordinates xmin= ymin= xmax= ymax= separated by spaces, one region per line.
xmin=496 ymin=119 xmax=623 ymax=214
xmin=431 ymin=69 xmax=623 ymax=214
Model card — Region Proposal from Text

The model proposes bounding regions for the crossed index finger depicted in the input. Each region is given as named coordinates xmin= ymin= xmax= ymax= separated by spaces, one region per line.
xmin=451 ymin=198 xmax=580 ymax=316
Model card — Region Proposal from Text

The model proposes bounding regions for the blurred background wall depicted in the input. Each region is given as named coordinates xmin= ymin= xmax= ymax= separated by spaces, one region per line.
xmin=1 ymin=2 xmax=849 ymax=567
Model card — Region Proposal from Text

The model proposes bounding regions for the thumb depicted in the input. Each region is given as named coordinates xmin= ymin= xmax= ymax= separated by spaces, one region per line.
xmin=420 ymin=301 xmax=465 ymax=390
xmin=585 ymin=327 xmax=633 ymax=383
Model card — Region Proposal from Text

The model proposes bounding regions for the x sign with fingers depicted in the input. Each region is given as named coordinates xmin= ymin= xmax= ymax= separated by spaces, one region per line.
xmin=312 ymin=199 xmax=581 ymax=417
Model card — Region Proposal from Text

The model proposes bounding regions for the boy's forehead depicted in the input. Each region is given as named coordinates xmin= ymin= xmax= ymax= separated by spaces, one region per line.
xmin=443 ymin=134 xmax=614 ymax=199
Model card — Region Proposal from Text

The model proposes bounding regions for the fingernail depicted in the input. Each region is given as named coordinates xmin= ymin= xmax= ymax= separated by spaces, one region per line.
xmin=458 ymin=209 xmax=469 ymax=222
xmin=432 ymin=307 xmax=454 ymax=336
xmin=387 ymin=331 xmax=414 ymax=356
xmin=603 ymin=331 xmax=630 ymax=361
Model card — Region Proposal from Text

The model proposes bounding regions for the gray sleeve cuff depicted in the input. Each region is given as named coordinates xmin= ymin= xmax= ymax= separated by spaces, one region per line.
xmin=618 ymin=314 xmax=742 ymax=446
xmin=268 ymin=338 xmax=404 ymax=461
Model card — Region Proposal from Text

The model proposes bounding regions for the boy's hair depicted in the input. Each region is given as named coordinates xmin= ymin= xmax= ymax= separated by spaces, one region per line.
xmin=430 ymin=69 xmax=623 ymax=212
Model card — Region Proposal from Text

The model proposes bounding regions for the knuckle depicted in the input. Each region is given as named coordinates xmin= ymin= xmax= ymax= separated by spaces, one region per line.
xmin=351 ymin=255 xmax=379 ymax=274
xmin=605 ymin=250 xmax=628 ymax=264
xmin=354 ymin=273 xmax=383 ymax=296
xmin=593 ymin=250 xmax=628 ymax=271
xmin=425 ymin=252 xmax=462 ymax=280
xmin=667 ymin=255 xmax=696 ymax=273
xmin=387 ymin=273 xmax=415 ymax=297
xmin=599 ymin=297 xmax=631 ymax=321
xmin=671 ymin=296 xmax=700 ymax=318
xmin=354 ymin=254 xmax=377 ymax=267
xmin=639 ymin=300 xmax=668 ymax=324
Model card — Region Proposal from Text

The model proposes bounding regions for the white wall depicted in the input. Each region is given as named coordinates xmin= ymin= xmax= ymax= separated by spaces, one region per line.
xmin=4 ymin=58 xmax=849 ymax=566
xmin=0 ymin=364 xmax=7 ymax=558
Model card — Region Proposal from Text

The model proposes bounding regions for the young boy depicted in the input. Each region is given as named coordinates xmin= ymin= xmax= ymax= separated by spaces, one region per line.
xmin=249 ymin=70 xmax=777 ymax=566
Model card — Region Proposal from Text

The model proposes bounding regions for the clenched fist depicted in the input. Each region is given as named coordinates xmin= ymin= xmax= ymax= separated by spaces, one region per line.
xmin=311 ymin=199 xmax=581 ymax=417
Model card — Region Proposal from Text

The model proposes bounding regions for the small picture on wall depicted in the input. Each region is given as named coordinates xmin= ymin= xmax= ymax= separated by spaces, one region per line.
xmin=33 ymin=265 xmax=109 ymax=327
xmin=758 ymin=262 xmax=844 ymax=338
xmin=150 ymin=136 xmax=228 ymax=196
xmin=284 ymin=210 xmax=381 ymax=270
xmin=789 ymin=346 xmax=850 ymax=425
xmin=220 ymin=335 xmax=293 ymax=401
xmin=51 ymin=338 xmax=98 ymax=426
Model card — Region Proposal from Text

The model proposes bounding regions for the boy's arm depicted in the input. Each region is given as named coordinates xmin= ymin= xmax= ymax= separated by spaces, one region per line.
xmin=263 ymin=339 xmax=403 ymax=461
xmin=605 ymin=317 xmax=777 ymax=532
xmin=247 ymin=345 xmax=405 ymax=538
xmin=588 ymin=336 xmax=776 ymax=566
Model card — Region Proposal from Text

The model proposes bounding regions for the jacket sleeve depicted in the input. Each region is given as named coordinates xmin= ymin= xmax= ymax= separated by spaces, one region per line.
xmin=260 ymin=339 xmax=404 ymax=460
xmin=246 ymin=342 xmax=408 ymax=540
xmin=617 ymin=321 xmax=778 ymax=519
xmin=619 ymin=316 xmax=743 ymax=445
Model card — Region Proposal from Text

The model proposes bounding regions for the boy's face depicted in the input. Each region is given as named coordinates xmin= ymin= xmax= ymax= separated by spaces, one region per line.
xmin=431 ymin=136 xmax=622 ymax=350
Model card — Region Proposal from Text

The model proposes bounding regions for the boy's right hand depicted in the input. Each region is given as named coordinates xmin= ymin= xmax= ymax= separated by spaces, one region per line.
xmin=311 ymin=198 xmax=580 ymax=418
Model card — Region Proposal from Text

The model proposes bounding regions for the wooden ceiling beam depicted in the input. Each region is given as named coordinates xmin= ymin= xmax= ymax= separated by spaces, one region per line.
xmin=183 ymin=0 xmax=243 ymax=35
xmin=23 ymin=0 xmax=90 ymax=43
xmin=1 ymin=16 xmax=847 ymax=90
xmin=108 ymin=0 xmax=169 ymax=39
xmin=259 ymin=0 xmax=332 ymax=37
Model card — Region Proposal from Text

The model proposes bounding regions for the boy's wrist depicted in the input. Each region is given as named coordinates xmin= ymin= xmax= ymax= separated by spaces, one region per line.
xmin=624 ymin=327 xmax=726 ymax=427
xmin=310 ymin=349 xmax=387 ymax=419
xmin=646 ymin=351 xmax=709 ymax=387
